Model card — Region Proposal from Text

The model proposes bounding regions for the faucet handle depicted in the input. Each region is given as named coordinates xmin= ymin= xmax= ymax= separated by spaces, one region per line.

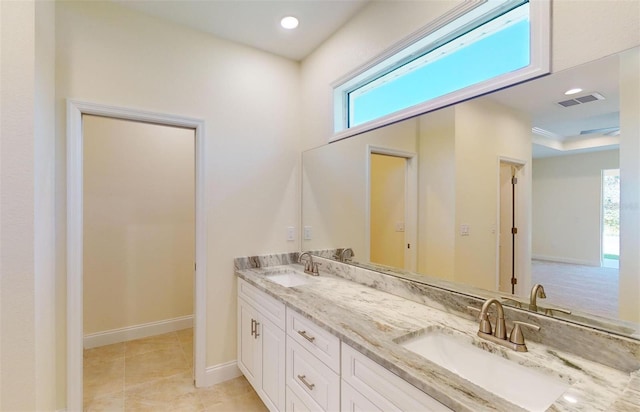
xmin=312 ymin=262 xmax=321 ymax=275
xmin=500 ymin=296 xmax=523 ymax=308
xmin=542 ymin=306 xmax=572 ymax=316
xmin=509 ymin=321 xmax=541 ymax=345
xmin=467 ymin=306 xmax=492 ymax=335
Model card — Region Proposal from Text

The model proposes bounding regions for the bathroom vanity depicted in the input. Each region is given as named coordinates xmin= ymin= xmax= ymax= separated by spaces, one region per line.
xmin=235 ymin=254 xmax=640 ymax=411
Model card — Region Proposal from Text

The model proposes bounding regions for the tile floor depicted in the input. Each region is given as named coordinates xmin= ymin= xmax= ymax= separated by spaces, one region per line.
xmin=83 ymin=328 xmax=268 ymax=411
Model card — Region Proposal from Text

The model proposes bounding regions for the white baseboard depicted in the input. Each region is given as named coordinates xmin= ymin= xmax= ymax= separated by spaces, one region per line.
xmin=83 ymin=315 xmax=193 ymax=349
xmin=201 ymin=360 xmax=242 ymax=388
xmin=532 ymin=255 xmax=600 ymax=267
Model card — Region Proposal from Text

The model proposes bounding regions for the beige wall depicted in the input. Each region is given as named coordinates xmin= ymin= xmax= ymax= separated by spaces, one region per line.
xmin=454 ymin=99 xmax=532 ymax=292
xmin=302 ymin=119 xmax=417 ymax=258
xmin=370 ymin=154 xmax=405 ymax=268
xmin=56 ymin=1 xmax=300 ymax=406
xmin=83 ymin=115 xmax=194 ymax=334
xmin=418 ymin=108 xmax=456 ymax=280
xmin=532 ymin=150 xmax=620 ymax=266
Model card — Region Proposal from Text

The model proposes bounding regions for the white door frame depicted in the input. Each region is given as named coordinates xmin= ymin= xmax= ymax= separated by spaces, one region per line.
xmin=365 ymin=145 xmax=418 ymax=271
xmin=66 ymin=100 xmax=207 ymax=410
xmin=496 ymin=156 xmax=530 ymax=296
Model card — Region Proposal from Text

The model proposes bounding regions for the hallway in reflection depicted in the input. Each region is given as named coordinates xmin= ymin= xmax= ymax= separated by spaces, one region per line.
xmin=531 ymin=259 xmax=618 ymax=319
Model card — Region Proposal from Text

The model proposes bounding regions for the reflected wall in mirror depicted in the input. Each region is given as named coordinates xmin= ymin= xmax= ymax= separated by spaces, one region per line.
xmin=302 ymin=46 xmax=640 ymax=337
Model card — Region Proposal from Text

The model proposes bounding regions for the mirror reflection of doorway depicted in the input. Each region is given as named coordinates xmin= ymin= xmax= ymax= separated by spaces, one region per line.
xmin=370 ymin=153 xmax=407 ymax=269
xmin=602 ymin=168 xmax=620 ymax=269
xmin=498 ymin=160 xmax=525 ymax=294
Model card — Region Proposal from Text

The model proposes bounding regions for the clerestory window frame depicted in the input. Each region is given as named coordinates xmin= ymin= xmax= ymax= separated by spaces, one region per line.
xmin=331 ymin=0 xmax=550 ymax=142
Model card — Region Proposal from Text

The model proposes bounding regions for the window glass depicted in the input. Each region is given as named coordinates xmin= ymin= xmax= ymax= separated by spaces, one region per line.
xmin=333 ymin=0 xmax=549 ymax=138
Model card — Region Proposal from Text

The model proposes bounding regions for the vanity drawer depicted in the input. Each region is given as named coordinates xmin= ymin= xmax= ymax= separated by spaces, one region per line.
xmin=287 ymin=336 xmax=340 ymax=412
xmin=286 ymin=386 xmax=313 ymax=412
xmin=287 ymin=309 xmax=341 ymax=373
xmin=342 ymin=343 xmax=451 ymax=411
xmin=238 ymin=278 xmax=286 ymax=330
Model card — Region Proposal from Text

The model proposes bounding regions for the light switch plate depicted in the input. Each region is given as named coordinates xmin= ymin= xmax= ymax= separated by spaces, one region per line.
xmin=287 ymin=226 xmax=295 ymax=241
xmin=303 ymin=226 xmax=312 ymax=240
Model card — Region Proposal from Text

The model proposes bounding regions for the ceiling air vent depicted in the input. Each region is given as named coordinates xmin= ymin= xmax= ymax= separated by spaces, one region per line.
xmin=557 ymin=92 xmax=605 ymax=108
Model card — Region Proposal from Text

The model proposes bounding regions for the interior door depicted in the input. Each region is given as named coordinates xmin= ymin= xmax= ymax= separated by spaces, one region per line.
xmin=499 ymin=163 xmax=515 ymax=293
xmin=370 ymin=153 xmax=406 ymax=268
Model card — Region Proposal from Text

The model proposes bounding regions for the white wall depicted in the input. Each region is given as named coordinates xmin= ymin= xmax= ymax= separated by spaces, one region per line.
xmin=1 ymin=0 xmax=56 ymax=410
xmin=300 ymin=0 xmax=640 ymax=148
xmin=83 ymin=116 xmax=195 ymax=335
xmin=55 ymin=1 xmax=300 ymax=406
xmin=532 ymin=150 xmax=620 ymax=266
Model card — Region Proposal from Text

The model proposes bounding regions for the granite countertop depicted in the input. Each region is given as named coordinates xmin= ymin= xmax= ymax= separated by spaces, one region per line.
xmin=236 ymin=264 xmax=638 ymax=411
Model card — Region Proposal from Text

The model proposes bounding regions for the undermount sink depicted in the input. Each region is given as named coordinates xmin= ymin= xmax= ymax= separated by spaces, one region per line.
xmin=265 ymin=271 xmax=313 ymax=288
xmin=396 ymin=328 xmax=570 ymax=411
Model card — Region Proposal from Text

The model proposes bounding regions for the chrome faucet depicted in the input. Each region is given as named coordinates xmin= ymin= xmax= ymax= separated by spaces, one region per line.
xmin=340 ymin=248 xmax=355 ymax=262
xmin=298 ymin=251 xmax=320 ymax=276
xmin=468 ymin=298 xmax=540 ymax=352
xmin=529 ymin=284 xmax=547 ymax=312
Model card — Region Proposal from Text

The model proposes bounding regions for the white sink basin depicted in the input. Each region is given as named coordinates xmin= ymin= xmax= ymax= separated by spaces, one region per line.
xmin=397 ymin=329 xmax=569 ymax=411
xmin=265 ymin=271 xmax=312 ymax=288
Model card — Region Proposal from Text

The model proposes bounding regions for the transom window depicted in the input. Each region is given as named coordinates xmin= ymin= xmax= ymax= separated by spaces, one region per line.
xmin=333 ymin=0 xmax=550 ymax=140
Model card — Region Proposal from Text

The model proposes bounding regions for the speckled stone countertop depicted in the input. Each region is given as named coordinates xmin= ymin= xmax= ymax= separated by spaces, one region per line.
xmin=236 ymin=264 xmax=639 ymax=412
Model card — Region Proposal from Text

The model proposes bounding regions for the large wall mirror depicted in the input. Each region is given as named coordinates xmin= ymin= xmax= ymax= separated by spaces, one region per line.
xmin=302 ymin=46 xmax=639 ymax=338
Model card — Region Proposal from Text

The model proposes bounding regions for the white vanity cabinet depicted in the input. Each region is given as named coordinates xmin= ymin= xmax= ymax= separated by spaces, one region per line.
xmin=341 ymin=343 xmax=452 ymax=412
xmin=238 ymin=278 xmax=287 ymax=411
xmin=285 ymin=309 xmax=341 ymax=411
xmin=237 ymin=276 xmax=452 ymax=412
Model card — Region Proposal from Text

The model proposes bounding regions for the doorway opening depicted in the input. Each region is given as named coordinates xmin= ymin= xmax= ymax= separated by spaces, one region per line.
xmin=366 ymin=146 xmax=417 ymax=271
xmin=498 ymin=160 xmax=525 ymax=294
xmin=602 ymin=168 xmax=620 ymax=269
xmin=67 ymin=100 xmax=207 ymax=411
xmin=82 ymin=115 xmax=195 ymax=407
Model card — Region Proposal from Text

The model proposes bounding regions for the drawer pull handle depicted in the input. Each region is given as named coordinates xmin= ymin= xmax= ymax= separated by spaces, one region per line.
xmin=297 ymin=330 xmax=315 ymax=343
xmin=250 ymin=319 xmax=256 ymax=337
xmin=254 ymin=321 xmax=260 ymax=339
xmin=297 ymin=374 xmax=315 ymax=390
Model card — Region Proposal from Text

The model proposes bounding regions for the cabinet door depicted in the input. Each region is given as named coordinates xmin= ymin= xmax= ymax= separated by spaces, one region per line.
xmin=238 ymin=298 xmax=261 ymax=388
xmin=260 ymin=316 xmax=286 ymax=411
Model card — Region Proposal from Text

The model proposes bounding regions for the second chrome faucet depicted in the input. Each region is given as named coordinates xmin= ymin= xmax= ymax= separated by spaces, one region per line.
xmin=298 ymin=251 xmax=321 ymax=276
xmin=468 ymin=298 xmax=540 ymax=352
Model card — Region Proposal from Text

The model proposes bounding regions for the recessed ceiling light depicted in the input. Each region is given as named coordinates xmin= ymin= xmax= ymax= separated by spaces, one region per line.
xmin=564 ymin=88 xmax=583 ymax=95
xmin=280 ymin=16 xmax=299 ymax=30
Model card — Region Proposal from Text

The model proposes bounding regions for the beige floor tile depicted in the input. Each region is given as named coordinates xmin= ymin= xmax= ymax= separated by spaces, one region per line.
xmin=176 ymin=328 xmax=193 ymax=345
xmin=197 ymin=376 xmax=258 ymax=407
xmin=84 ymin=357 xmax=125 ymax=401
xmin=125 ymin=332 xmax=180 ymax=358
xmin=204 ymin=391 xmax=268 ymax=412
xmin=177 ymin=328 xmax=194 ymax=367
xmin=83 ymin=392 xmax=124 ymax=412
xmin=126 ymin=392 xmax=204 ymax=412
xmin=126 ymin=372 xmax=196 ymax=403
xmin=84 ymin=343 xmax=125 ymax=365
xmin=125 ymin=346 xmax=190 ymax=387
